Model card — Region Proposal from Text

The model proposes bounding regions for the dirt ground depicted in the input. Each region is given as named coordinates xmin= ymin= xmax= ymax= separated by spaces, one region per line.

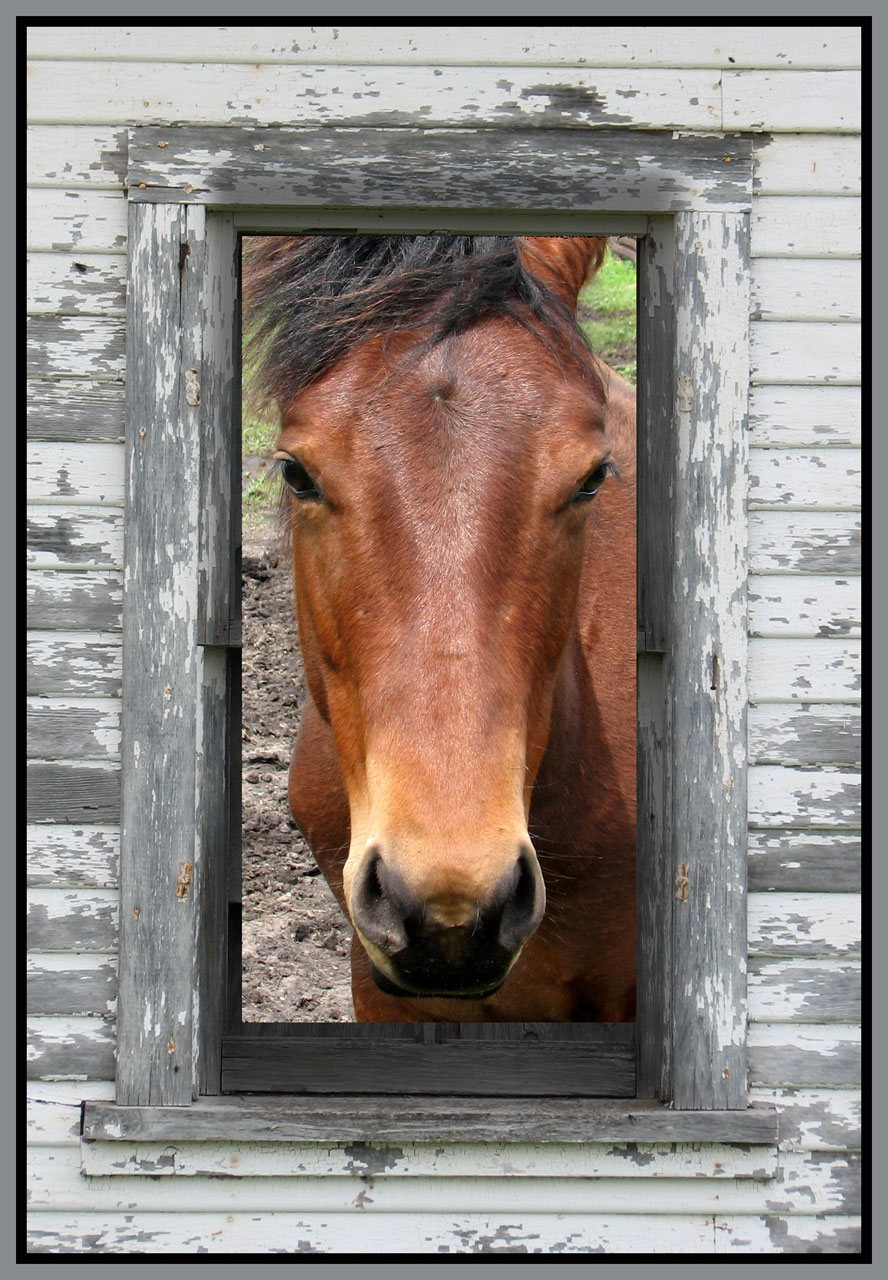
xmin=240 ymin=510 xmax=355 ymax=1022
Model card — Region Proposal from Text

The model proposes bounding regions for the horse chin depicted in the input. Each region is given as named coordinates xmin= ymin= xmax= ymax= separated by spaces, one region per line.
xmin=369 ymin=962 xmax=507 ymax=1001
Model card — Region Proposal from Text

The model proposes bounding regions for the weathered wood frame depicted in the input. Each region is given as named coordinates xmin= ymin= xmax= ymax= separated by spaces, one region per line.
xmin=109 ymin=126 xmax=758 ymax=1129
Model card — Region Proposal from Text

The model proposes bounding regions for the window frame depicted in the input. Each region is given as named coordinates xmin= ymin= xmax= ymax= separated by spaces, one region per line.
xmin=100 ymin=126 xmax=764 ymax=1134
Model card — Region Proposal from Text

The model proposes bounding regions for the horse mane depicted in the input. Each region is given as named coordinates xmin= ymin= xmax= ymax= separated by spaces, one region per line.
xmin=242 ymin=234 xmax=605 ymax=413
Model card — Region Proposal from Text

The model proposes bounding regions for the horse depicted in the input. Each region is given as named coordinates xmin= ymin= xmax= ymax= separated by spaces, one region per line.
xmin=242 ymin=234 xmax=636 ymax=1023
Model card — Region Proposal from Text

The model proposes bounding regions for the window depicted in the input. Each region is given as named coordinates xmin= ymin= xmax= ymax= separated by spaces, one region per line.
xmin=90 ymin=127 xmax=775 ymax=1140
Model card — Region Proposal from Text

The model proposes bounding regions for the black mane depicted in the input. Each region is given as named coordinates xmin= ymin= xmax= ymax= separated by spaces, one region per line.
xmin=242 ymin=234 xmax=602 ymax=413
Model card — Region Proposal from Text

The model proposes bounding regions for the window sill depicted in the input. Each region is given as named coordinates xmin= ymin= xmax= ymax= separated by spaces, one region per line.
xmin=82 ymin=1096 xmax=778 ymax=1151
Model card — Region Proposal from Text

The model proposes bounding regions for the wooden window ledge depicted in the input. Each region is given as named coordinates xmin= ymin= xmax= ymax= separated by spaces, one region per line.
xmin=82 ymin=1096 xmax=778 ymax=1151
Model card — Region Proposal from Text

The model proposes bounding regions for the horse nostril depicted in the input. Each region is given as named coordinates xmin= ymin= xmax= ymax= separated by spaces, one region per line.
xmin=349 ymin=849 xmax=409 ymax=955
xmin=497 ymin=848 xmax=546 ymax=953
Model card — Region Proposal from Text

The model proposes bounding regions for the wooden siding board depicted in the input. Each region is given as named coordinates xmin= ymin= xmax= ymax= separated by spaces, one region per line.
xmin=747 ymin=1025 xmax=861 ymax=1088
xmin=748 ymin=386 xmax=861 ymax=448
xmin=27 ymin=252 xmax=126 ymax=316
xmin=749 ymin=512 xmax=861 ymax=574
xmin=27 ymin=697 xmax=121 ymax=759
xmin=27 ymin=443 xmax=124 ymax=505
xmin=27 ymin=381 xmax=125 ymax=443
xmin=668 ymin=211 xmax=749 ymax=1109
xmin=28 ymin=62 xmax=724 ymax=130
xmin=748 ymin=704 xmax=861 ymax=766
xmin=725 ymin=71 xmax=861 ymax=133
xmin=748 ymin=638 xmax=860 ymax=703
xmin=748 ymin=958 xmax=861 ymax=1023
xmin=28 ymin=1082 xmax=115 ymax=1146
xmin=753 ymin=135 xmax=861 ymax=196
xmin=27 ymin=954 xmax=118 ymax=1017
xmin=748 ymin=574 xmax=860 ymax=639
xmin=27 ymin=887 xmax=119 ymax=953
xmin=27 ymin=316 xmax=126 ymax=380
xmin=27 ymin=824 xmax=120 ymax=888
xmin=116 ymin=201 xmax=207 ymax=1106
xmin=26 ymin=760 xmax=121 ymax=824
xmin=25 ymin=26 xmax=863 ymax=68
xmin=750 ymin=322 xmax=860 ymax=386
xmin=27 ymin=570 xmax=122 ymax=632
xmin=750 ymin=258 xmax=860 ymax=323
xmin=127 ymin=126 xmax=753 ymax=212
xmin=747 ymin=830 xmax=860 ymax=893
xmin=26 ymin=124 xmax=128 ymax=187
xmin=748 ymin=893 xmax=860 ymax=957
xmin=750 ymin=196 xmax=861 ymax=258
xmin=27 ymin=1016 xmax=116 ymax=1081
xmin=749 ymin=1088 xmax=861 ymax=1151
xmin=27 ymin=507 xmax=123 ymax=570
xmin=27 ymin=634 xmax=122 ymax=697
xmin=748 ymin=765 xmax=860 ymax=828
xmin=26 ymin=188 xmax=128 ymax=253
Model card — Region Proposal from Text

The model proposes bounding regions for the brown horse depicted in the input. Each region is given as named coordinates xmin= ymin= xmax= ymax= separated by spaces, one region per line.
xmin=243 ymin=234 xmax=635 ymax=1022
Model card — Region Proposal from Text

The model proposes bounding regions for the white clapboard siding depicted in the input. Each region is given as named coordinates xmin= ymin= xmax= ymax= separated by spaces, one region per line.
xmin=27 ymin=633 xmax=122 ymax=697
xmin=27 ymin=316 xmax=126 ymax=380
xmin=23 ymin=1210 xmax=861 ymax=1254
xmin=27 ymin=506 xmax=123 ymax=568
xmin=747 ymin=574 xmax=860 ymax=638
xmin=27 ymin=571 xmax=123 ymax=632
xmin=749 ymin=1089 xmax=861 ymax=1152
xmin=24 ymin=1150 xmax=858 ymax=1217
xmin=748 ymin=894 xmax=860 ymax=956
xmin=748 ymin=704 xmax=861 ymax=766
xmin=27 ymin=444 xmax=124 ymax=505
xmin=26 ymin=61 xmax=724 ymax=131
xmin=27 ymin=824 xmax=120 ymax=887
xmin=748 ymin=386 xmax=861 ymax=447
xmin=26 ymin=125 xmax=128 ymax=188
xmin=748 ymin=958 xmax=860 ymax=1023
xmin=27 ymin=253 xmax=126 ymax=316
xmin=750 ymin=322 xmax=860 ymax=385
xmin=748 ymin=638 xmax=860 ymax=703
xmin=27 ymin=697 xmax=122 ymax=759
xmin=27 ymin=887 xmax=119 ymax=953
xmin=28 ymin=1081 xmax=115 ymax=1146
xmin=28 ymin=953 xmax=118 ymax=1018
xmin=27 ymin=380 xmax=125 ymax=444
xmin=750 ymin=197 xmax=861 ymax=258
xmin=750 ymin=259 xmax=860 ymax=322
xmin=747 ymin=829 xmax=861 ymax=895
xmin=26 ymin=189 xmax=127 ymax=254
xmin=724 ymin=71 xmax=861 ymax=132
xmin=754 ymin=135 xmax=861 ymax=196
xmin=749 ymin=450 xmax=861 ymax=510
xmin=749 ymin=511 xmax=861 ymax=574
xmin=24 ymin=26 xmax=863 ymax=68
xmin=27 ymin=1015 xmax=116 ymax=1082
xmin=748 ymin=1024 xmax=861 ymax=1089
xmin=748 ymin=765 xmax=860 ymax=828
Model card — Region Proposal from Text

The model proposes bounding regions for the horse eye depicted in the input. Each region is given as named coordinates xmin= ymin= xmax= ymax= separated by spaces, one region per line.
xmin=280 ymin=458 xmax=322 ymax=500
xmin=573 ymin=463 xmax=611 ymax=503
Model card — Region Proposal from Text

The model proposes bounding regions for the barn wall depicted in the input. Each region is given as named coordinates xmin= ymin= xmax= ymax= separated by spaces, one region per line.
xmin=26 ymin=25 xmax=862 ymax=1255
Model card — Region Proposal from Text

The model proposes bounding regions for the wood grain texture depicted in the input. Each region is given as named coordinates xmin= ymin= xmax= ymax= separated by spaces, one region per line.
xmin=27 ymin=570 xmax=122 ymax=631
xmin=749 ymin=765 xmax=860 ymax=828
xmin=749 ymin=1087 xmax=861 ymax=1151
xmin=27 ymin=633 xmax=121 ymax=697
xmin=668 ymin=211 xmax=749 ymax=1109
xmin=27 ymin=887 xmax=119 ymax=952
xmin=26 ymin=188 xmax=127 ymax=253
xmin=747 ymin=830 xmax=860 ymax=893
xmin=116 ymin=202 xmax=207 ymax=1106
xmin=748 ymin=958 xmax=860 ymax=1023
xmin=27 ymin=316 xmax=126 ymax=380
xmin=27 ymin=252 xmax=126 ymax=316
xmin=749 ymin=511 xmax=861 ymax=574
xmin=27 ymin=697 xmax=121 ymax=759
xmin=748 ymin=704 xmax=861 ymax=765
xmin=27 ymin=507 xmax=123 ymax=569
xmin=27 ymin=443 xmax=123 ymax=505
xmin=27 ymin=823 xmax=120 ymax=887
xmin=27 ymin=1016 xmax=116 ymax=1081
xmin=748 ymin=893 xmax=860 ymax=956
xmin=127 ymin=126 xmax=753 ymax=212
xmin=25 ymin=25 xmax=863 ymax=68
xmin=26 ymin=761 xmax=120 ymax=824
xmin=747 ymin=1024 xmax=861 ymax=1088
xmin=27 ymin=954 xmax=118 ymax=1017
xmin=27 ymin=381 xmax=125 ymax=443
xmin=27 ymin=62 xmax=724 ymax=130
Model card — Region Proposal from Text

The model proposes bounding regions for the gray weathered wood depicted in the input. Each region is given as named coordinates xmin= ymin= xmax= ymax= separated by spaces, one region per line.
xmin=748 ymin=1027 xmax=861 ymax=1088
xmin=26 ymin=761 xmax=120 ymax=824
xmin=27 ymin=698 xmax=121 ymax=759
xmin=27 ymin=571 xmax=122 ymax=631
xmin=26 ymin=508 xmax=123 ymax=569
xmin=27 ymin=634 xmax=121 ymax=697
xmin=27 ymin=956 xmax=117 ymax=1017
xmin=26 ymin=824 xmax=120 ymax=888
xmin=749 ymin=511 xmax=861 ymax=574
xmin=748 ymin=958 xmax=860 ymax=1023
xmin=750 ymin=1087 xmax=861 ymax=1151
xmin=116 ymin=202 xmax=208 ymax=1106
xmin=26 ymin=188 xmax=127 ymax=253
xmin=27 ymin=252 xmax=126 ymax=316
xmin=749 ymin=764 xmax=861 ymax=828
xmin=748 ymin=704 xmax=860 ymax=766
xmin=221 ymin=1037 xmax=636 ymax=1096
xmin=27 ymin=887 xmax=118 ymax=952
xmin=27 ymin=381 xmax=125 ymax=443
xmin=669 ymin=211 xmax=750 ymax=1109
xmin=748 ymin=893 xmax=860 ymax=957
xmin=27 ymin=1016 xmax=116 ymax=1081
xmin=747 ymin=831 xmax=860 ymax=893
xmin=27 ymin=442 xmax=123 ymax=505
xmin=27 ymin=315 xmax=125 ymax=379
xmin=127 ymin=127 xmax=753 ymax=212
xmin=82 ymin=1095 xmax=777 ymax=1146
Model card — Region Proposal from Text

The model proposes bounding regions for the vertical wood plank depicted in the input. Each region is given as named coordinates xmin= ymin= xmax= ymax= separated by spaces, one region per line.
xmin=116 ymin=202 xmax=207 ymax=1105
xmin=669 ymin=211 xmax=750 ymax=1109
xmin=635 ymin=217 xmax=676 ymax=1098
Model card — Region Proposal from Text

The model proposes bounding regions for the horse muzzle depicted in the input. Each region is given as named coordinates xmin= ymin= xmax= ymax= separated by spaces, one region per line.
xmin=347 ymin=843 xmax=546 ymax=999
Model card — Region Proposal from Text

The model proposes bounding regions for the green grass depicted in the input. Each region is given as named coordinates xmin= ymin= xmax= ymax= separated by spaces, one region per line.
xmin=578 ymin=250 xmax=637 ymax=385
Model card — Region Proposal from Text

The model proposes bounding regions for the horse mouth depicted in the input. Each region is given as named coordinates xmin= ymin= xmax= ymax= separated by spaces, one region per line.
xmin=369 ymin=962 xmax=507 ymax=1001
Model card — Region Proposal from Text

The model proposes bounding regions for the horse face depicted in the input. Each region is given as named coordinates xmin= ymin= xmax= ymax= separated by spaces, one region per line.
xmin=278 ymin=275 xmax=611 ymax=1000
